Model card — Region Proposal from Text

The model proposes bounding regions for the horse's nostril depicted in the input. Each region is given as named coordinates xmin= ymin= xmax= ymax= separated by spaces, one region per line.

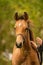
xmin=19 ymin=42 xmax=22 ymax=46
xmin=16 ymin=42 xmax=22 ymax=48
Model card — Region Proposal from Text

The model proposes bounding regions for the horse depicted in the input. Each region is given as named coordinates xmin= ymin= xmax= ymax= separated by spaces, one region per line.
xmin=12 ymin=12 xmax=40 ymax=65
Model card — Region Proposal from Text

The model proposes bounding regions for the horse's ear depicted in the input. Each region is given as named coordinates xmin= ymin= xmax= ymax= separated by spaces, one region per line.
xmin=14 ymin=12 xmax=19 ymax=20
xmin=24 ymin=12 xmax=28 ymax=20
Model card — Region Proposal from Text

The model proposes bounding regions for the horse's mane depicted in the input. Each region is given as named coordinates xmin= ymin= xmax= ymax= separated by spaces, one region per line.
xmin=28 ymin=27 xmax=35 ymax=42
xmin=16 ymin=15 xmax=25 ymax=20
xmin=27 ymin=20 xmax=35 ymax=42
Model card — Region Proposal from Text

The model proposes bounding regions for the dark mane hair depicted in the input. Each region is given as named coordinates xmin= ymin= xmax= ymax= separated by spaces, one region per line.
xmin=17 ymin=15 xmax=25 ymax=20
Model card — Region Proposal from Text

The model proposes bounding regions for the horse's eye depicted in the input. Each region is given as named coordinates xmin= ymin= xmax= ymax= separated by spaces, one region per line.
xmin=25 ymin=28 xmax=28 ymax=31
xmin=25 ymin=28 xmax=28 ymax=30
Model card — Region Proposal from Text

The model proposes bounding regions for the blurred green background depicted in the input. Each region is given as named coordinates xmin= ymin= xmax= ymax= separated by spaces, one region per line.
xmin=0 ymin=0 xmax=43 ymax=65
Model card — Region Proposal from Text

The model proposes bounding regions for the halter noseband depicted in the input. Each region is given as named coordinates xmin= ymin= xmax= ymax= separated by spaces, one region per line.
xmin=16 ymin=28 xmax=30 ymax=43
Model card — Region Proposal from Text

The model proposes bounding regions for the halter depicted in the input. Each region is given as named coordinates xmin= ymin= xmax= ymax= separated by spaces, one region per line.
xmin=16 ymin=28 xmax=30 ymax=43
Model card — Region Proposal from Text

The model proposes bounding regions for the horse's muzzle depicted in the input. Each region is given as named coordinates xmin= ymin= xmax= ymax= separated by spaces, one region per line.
xmin=16 ymin=34 xmax=25 ymax=48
